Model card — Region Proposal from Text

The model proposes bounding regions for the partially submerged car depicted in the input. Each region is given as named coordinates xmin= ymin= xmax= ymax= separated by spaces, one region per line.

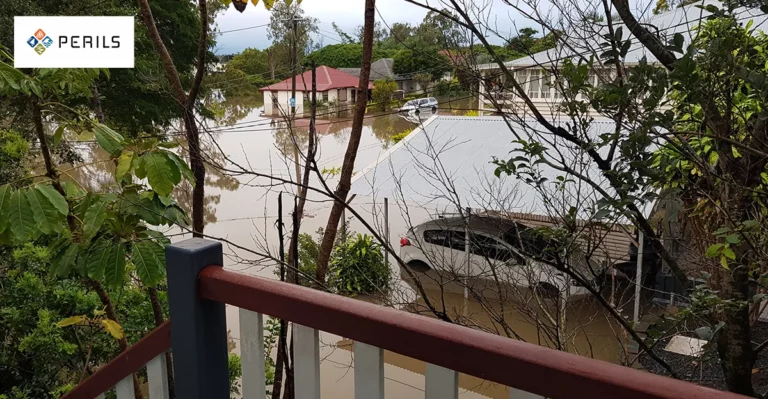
xmin=399 ymin=215 xmax=602 ymax=298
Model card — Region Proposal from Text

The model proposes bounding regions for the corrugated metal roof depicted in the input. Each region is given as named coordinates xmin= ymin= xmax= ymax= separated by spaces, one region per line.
xmin=259 ymin=66 xmax=373 ymax=92
xmin=477 ymin=1 xmax=768 ymax=70
xmin=351 ymin=115 xmax=617 ymax=214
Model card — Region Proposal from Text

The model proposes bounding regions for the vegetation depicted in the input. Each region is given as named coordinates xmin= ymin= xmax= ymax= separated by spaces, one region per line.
xmin=390 ymin=130 xmax=411 ymax=144
xmin=304 ymin=43 xmax=394 ymax=68
xmin=371 ymin=79 xmax=399 ymax=110
xmin=298 ymin=228 xmax=391 ymax=296
xmin=393 ymin=48 xmax=451 ymax=82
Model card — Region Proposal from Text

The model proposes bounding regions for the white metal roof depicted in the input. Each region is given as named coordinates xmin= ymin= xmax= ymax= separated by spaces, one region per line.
xmin=350 ymin=115 xmax=619 ymax=215
xmin=477 ymin=1 xmax=768 ymax=70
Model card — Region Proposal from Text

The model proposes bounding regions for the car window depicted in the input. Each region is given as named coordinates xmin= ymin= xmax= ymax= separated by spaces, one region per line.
xmin=429 ymin=98 xmax=437 ymax=103
xmin=424 ymin=229 xmax=465 ymax=250
xmin=418 ymin=99 xmax=429 ymax=105
xmin=471 ymin=234 xmax=523 ymax=263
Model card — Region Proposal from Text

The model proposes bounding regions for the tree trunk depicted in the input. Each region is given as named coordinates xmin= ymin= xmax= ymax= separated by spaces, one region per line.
xmin=314 ymin=0 xmax=376 ymax=282
xmin=138 ymin=0 xmax=208 ymax=236
xmin=716 ymin=264 xmax=756 ymax=396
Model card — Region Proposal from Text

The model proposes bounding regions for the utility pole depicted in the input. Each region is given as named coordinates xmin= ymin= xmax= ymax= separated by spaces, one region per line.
xmin=290 ymin=16 xmax=298 ymax=117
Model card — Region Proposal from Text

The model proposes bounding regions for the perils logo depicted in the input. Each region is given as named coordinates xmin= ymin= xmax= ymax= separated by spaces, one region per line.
xmin=27 ymin=29 xmax=53 ymax=55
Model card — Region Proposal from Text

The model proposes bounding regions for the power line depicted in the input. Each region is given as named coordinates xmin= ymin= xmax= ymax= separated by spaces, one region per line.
xmin=218 ymin=23 xmax=270 ymax=35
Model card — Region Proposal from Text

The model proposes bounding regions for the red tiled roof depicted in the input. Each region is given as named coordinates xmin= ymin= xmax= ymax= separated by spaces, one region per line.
xmin=259 ymin=66 xmax=373 ymax=92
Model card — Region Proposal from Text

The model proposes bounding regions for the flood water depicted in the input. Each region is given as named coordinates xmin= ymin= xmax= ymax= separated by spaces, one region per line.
xmin=68 ymin=93 xmax=631 ymax=398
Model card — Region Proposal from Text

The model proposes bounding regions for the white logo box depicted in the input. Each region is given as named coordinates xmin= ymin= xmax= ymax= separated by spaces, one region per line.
xmin=14 ymin=16 xmax=134 ymax=68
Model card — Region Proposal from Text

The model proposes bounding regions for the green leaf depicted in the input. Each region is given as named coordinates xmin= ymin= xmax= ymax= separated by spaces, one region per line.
xmin=720 ymin=256 xmax=730 ymax=270
xmin=722 ymin=247 xmax=736 ymax=260
xmin=725 ymin=234 xmax=740 ymax=244
xmin=142 ymin=152 xmax=178 ymax=196
xmin=133 ymin=240 xmax=165 ymax=287
xmin=85 ymin=238 xmax=112 ymax=280
xmin=732 ymin=146 xmax=742 ymax=158
xmin=264 ymin=0 xmax=274 ymax=9
xmin=706 ymin=243 xmax=723 ymax=258
xmin=27 ymin=187 xmax=63 ymax=234
xmin=92 ymin=123 xmax=125 ymax=156
xmin=0 ymin=185 xmax=11 ymax=234
xmin=53 ymin=125 xmax=64 ymax=146
xmin=116 ymin=151 xmax=134 ymax=183
xmin=83 ymin=196 xmax=111 ymax=239
xmin=165 ymin=152 xmax=195 ymax=185
xmin=37 ymin=184 xmax=69 ymax=215
xmin=9 ymin=189 xmax=36 ymax=242
xmin=52 ymin=244 xmax=79 ymax=277
xmin=56 ymin=315 xmax=86 ymax=328
xmin=104 ymin=244 xmax=126 ymax=289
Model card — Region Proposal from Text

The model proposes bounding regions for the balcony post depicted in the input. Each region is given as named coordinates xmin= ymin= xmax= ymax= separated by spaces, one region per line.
xmin=166 ymin=238 xmax=229 ymax=399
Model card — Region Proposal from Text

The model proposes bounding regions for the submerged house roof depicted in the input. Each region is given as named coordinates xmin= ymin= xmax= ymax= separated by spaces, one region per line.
xmin=259 ymin=65 xmax=373 ymax=92
xmin=350 ymin=115 xmax=631 ymax=263
xmin=341 ymin=58 xmax=409 ymax=82
xmin=477 ymin=1 xmax=768 ymax=70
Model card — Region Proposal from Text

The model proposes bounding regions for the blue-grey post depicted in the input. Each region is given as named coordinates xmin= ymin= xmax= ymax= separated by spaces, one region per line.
xmin=166 ymin=238 xmax=229 ymax=398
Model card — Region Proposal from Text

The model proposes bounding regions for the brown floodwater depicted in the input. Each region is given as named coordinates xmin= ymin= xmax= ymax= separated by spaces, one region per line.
xmin=65 ymin=94 xmax=632 ymax=398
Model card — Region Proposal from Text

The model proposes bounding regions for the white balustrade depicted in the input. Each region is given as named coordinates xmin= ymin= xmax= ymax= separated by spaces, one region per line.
xmin=294 ymin=324 xmax=321 ymax=399
xmin=425 ymin=363 xmax=459 ymax=399
xmin=353 ymin=342 xmax=384 ymax=399
xmin=115 ymin=375 xmax=135 ymax=399
xmin=239 ymin=309 xmax=266 ymax=399
xmin=147 ymin=354 xmax=170 ymax=399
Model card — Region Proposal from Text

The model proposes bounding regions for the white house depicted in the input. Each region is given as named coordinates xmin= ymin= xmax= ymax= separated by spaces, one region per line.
xmin=260 ymin=65 xmax=372 ymax=117
xmin=475 ymin=2 xmax=767 ymax=114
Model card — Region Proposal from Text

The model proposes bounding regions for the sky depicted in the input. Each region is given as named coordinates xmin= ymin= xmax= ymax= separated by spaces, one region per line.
xmin=212 ymin=0 xmax=521 ymax=55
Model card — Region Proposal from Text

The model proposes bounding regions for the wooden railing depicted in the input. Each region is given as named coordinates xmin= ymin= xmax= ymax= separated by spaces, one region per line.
xmin=62 ymin=238 xmax=749 ymax=399
xmin=61 ymin=321 xmax=171 ymax=399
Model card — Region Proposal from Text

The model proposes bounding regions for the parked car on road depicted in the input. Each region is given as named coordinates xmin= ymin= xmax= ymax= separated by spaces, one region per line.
xmin=399 ymin=97 xmax=438 ymax=113
xmin=399 ymin=215 xmax=598 ymax=298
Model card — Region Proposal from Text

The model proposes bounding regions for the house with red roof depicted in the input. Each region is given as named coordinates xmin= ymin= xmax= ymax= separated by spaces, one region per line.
xmin=259 ymin=66 xmax=373 ymax=117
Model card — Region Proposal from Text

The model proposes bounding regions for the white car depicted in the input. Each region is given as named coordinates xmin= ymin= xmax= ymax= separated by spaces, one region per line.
xmin=399 ymin=215 xmax=595 ymax=298
xmin=399 ymin=97 xmax=439 ymax=113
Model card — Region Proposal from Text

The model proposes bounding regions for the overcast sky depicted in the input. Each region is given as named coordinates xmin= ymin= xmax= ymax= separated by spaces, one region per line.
xmin=212 ymin=0 xmax=523 ymax=55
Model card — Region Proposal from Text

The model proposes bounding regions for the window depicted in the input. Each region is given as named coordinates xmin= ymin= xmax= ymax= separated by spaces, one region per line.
xmin=528 ymin=69 xmax=540 ymax=98
xmin=351 ymin=89 xmax=356 ymax=102
xmin=471 ymin=234 xmax=523 ymax=263
xmin=541 ymin=71 xmax=551 ymax=99
xmin=322 ymin=91 xmax=328 ymax=102
xmin=424 ymin=230 xmax=466 ymax=250
xmin=271 ymin=91 xmax=278 ymax=105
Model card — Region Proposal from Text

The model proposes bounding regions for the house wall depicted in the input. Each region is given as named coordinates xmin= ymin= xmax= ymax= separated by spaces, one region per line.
xmin=265 ymin=90 xmax=306 ymax=117
xmin=478 ymin=66 xmax=616 ymax=115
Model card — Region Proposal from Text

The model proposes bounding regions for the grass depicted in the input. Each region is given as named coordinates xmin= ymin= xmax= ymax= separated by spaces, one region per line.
xmin=391 ymin=130 xmax=411 ymax=144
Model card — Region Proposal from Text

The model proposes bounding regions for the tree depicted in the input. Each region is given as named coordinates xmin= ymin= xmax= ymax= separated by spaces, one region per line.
xmin=267 ymin=1 xmax=319 ymax=68
xmin=226 ymin=48 xmax=269 ymax=77
xmin=137 ymin=0 xmax=210 ymax=237
xmin=0 ymin=0 xmax=216 ymax=138
xmin=314 ymin=0 xmax=377 ymax=284
xmin=393 ymin=48 xmax=451 ymax=81
xmin=304 ymin=43 xmax=390 ymax=68
xmin=413 ymin=73 xmax=434 ymax=92
xmin=371 ymin=79 xmax=398 ymax=110
xmin=332 ymin=22 xmax=357 ymax=44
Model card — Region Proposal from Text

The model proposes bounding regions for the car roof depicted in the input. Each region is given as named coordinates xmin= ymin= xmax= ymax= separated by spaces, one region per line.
xmin=417 ymin=215 xmax=528 ymax=235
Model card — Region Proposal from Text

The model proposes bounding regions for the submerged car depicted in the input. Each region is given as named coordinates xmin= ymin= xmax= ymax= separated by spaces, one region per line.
xmin=399 ymin=97 xmax=439 ymax=113
xmin=399 ymin=215 xmax=599 ymax=298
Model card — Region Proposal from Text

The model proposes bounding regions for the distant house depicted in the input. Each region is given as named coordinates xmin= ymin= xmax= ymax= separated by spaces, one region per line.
xmin=340 ymin=58 xmax=423 ymax=95
xmin=259 ymin=66 xmax=372 ymax=117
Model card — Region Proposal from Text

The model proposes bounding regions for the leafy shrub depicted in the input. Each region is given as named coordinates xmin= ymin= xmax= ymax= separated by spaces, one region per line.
xmin=464 ymin=110 xmax=479 ymax=116
xmin=330 ymin=234 xmax=390 ymax=296
xmin=371 ymin=79 xmax=399 ymax=111
xmin=297 ymin=228 xmax=390 ymax=296
xmin=391 ymin=130 xmax=411 ymax=144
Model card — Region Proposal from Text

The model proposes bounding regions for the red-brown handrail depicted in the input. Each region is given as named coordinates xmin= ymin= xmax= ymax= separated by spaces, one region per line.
xmin=199 ymin=266 xmax=748 ymax=399
xmin=61 ymin=320 xmax=171 ymax=399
